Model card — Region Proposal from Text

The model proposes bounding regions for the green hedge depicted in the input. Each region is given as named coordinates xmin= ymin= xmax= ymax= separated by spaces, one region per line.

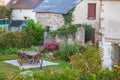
xmin=0 ymin=19 xmax=44 ymax=49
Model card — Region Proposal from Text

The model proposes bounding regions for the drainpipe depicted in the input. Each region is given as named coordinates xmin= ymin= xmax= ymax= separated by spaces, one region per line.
xmin=98 ymin=0 xmax=103 ymax=47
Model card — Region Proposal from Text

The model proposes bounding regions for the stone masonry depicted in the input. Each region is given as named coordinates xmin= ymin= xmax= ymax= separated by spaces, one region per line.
xmin=36 ymin=13 xmax=64 ymax=30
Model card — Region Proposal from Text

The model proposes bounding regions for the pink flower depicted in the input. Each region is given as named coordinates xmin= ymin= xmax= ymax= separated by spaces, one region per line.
xmin=44 ymin=41 xmax=59 ymax=51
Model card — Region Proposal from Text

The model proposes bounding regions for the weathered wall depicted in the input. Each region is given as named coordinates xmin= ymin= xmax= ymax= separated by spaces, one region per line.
xmin=54 ymin=27 xmax=85 ymax=44
xmin=72 ymin=0 xmax=100 ymax=42
xmin=100 ymin=1 xmax=120 ymax=70
xmin=36 ymin=13 xmax=64 ymax=30
xmin=12 ymin=9 xmax=36 ymax=22
xmin=101 ymin=1 xmax=120 ymax=40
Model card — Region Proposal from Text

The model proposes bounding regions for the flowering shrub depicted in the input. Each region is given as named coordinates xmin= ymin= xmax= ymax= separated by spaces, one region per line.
xmin=44 ymin=41 xmax=59 ymax=52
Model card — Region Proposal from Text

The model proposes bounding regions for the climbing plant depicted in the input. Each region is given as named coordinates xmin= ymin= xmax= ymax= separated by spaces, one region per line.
xmin=50 ymin=24 xmax=93 ymax=42
xmin=82 ymin=24 xmax=93 ymax=42
xmin=63 ymin=7 xmax=75 ymax=24
xmin=50 ymin=24 xmax=81 ymax=39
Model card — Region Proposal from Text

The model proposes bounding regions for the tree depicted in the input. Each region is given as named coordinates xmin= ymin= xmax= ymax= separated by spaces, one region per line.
xmin=0 ymin=6 xmax=11 ymax=19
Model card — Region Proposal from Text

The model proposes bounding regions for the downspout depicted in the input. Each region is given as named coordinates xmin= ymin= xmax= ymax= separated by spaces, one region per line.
xmin=98 ymin=0 xmax=103 ymax=48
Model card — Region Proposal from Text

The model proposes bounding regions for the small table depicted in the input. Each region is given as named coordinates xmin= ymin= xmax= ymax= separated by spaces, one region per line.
xmin=18 ymin=50 xmax=43 ymax=68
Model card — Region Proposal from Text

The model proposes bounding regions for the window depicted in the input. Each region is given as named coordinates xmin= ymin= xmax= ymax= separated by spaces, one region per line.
xmin=24 ymin=16 xmax=27 ymax=20
xmin=88 ymin=3 xmax=96 ymax=20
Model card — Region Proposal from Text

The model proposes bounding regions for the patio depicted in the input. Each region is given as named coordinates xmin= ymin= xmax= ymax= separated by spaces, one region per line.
xmin=3 ymin=59 xmax=58 ymax=69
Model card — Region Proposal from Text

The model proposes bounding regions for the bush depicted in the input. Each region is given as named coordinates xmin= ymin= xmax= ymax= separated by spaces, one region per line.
xmin=0 ymin=48 xmax=18 ymax=54
xmin=0 ymin=19 xmax=44 ymax=48
xmin=0 ymin=30 xmax=34 ymax=48
xmin=23 ymin=19 xmax=44 ymax=45
xmin=0 ymin=6 xmax=11 ymax=18
xmin=55 ymin=42 xmax=85 ymax=61
xmin=72 ymin=46 xmax=102 ymax=74
xmin=7 ymin=68 xmax=120 ymax=80
xmin=43 ymin=41 xmax=59 ymax=52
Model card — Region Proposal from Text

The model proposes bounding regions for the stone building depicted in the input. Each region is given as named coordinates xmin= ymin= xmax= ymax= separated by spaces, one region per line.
xmin=34 ymin=0 xmax=82 ymax=30
xmin=36 ymin=13 xmax=64 ymax=30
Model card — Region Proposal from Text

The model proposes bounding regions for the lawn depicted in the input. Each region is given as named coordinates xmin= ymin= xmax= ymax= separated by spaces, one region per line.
xmin=0 ymin=54 xmax=69 ymax=77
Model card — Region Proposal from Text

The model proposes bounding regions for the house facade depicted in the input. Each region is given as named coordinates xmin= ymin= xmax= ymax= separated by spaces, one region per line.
xmin=11 ymin=9 xmax=36 ymax=21
xmin=72 ymin=0 xmax=100 ymax=44
xmin=72 ymin=0 xmax=120 ymax=69
xmin=7 ymin=0 xmax=42 ymax=22
xmin=99 ymin=0 xmax=120 ymax=69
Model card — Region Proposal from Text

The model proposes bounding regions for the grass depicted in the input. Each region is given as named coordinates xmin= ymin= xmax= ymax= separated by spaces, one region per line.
xmin=0 ymin=62 xmax=18 ymax=76
xmin=0 ymin=54 xmax=17 ymax=61
xmin=0 ymin=53 xmax=69 ymax=76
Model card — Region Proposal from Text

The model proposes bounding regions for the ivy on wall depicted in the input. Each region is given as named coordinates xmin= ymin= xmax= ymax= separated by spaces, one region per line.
xmin=50 ymin=24 xmax=93 ymax=42
xmin=50 ymin=7 xmax=93 ymax=43
xmin=63 ymin=7 xmax=75 ymax=25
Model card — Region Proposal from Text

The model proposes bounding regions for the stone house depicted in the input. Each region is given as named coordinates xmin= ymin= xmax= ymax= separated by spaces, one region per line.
xmin=34 ymin=0 xmax=84 ymax=43
xmin=34 ymin=0 xmax=82 ymax=30
xmin=7 ymin=0 xmax=43 ymax=22
xmin=34 ymin=0 xmax=100 ymax=44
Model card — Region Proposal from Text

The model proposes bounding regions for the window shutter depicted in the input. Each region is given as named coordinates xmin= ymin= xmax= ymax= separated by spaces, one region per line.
xmin=88 ymin=3 xmax=96 ymax=20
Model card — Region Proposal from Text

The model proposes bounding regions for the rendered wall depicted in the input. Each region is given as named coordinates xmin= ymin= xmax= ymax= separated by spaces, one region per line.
xmin=12 ymin=9 xmax=36 ymax=22
xmin=72 ymin=0 xmax=100 ymax=42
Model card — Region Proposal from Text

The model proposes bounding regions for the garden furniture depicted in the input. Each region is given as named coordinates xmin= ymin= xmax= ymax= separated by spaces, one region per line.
xmin=17 ymin=50 xmax=43 ymax=68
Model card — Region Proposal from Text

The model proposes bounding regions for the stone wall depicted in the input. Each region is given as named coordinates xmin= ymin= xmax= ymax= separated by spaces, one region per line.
xmin=36 ymin=13 xmax=64 ymax=30
xmin=54 ymin=27 xmax=85 ymax=44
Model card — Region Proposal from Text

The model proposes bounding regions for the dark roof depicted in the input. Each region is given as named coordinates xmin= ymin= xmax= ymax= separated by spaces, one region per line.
xmin=7 ymin=0 xmax=43 ymax=9
xmin=9 ymin=20 xmax=24 ymax=27
xmin=34 ymin=0 xmax=82 ymax=14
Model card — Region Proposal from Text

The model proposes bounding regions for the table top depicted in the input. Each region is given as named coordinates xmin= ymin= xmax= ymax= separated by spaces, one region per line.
xmin=18 ymin=50 xmax=40 ymax=56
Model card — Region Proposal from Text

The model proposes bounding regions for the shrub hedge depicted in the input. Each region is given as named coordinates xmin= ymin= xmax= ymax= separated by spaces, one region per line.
xmin=0 ymin=19 xmax=44 ymax=48
xmin=3 ymin=68 xmax=120 ymax=80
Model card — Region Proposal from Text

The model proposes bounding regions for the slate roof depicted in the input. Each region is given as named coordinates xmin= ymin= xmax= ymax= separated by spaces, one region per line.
xmin=7 ymin=0 xmax=43 ymax=9
xmin=9 ymin=20 xmax=24 ymax=27
xmin=34 ymin=0 xmax=82 ymax=14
